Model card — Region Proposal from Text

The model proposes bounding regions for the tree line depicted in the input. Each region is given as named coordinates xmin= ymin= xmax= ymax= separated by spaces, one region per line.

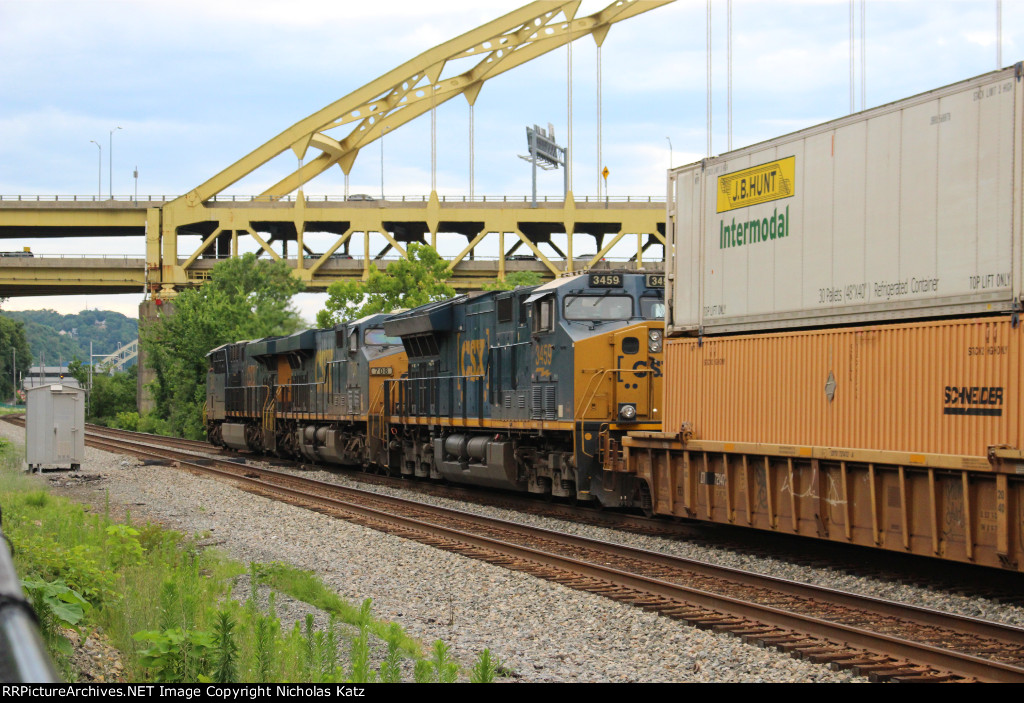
xmin=13 ymin=247 xmax=538 ymax=437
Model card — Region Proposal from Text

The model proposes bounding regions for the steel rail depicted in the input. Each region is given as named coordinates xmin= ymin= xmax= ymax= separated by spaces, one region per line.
xmin=74 ymin=427 xmax=1024 ymax=682
xmin=83 ymin=424 xmax=680 ymax=536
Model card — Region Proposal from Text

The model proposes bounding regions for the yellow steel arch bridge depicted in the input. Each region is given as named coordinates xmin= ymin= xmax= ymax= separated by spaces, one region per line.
xmin=0 ymin=1 xmax=670 ymax=299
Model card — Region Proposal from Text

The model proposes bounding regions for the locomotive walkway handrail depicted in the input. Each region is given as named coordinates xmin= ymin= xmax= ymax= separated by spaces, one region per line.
xmin=387 ymin=373 xmax=487 ymax=421
xmin=577 ymin=366 xmax=630 ymax=464
xmin=369 ymin=383 xmax=389 ymax=443
xmin=573 ymin=365 xmax=653 ymax=459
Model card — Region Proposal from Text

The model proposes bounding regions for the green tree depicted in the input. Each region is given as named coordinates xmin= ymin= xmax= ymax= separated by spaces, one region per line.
xmin=0 ymin=315 xmax=31 ymax=402
xmin=88 ymin=367 xmax=138 ymax=422
xmin=67 ymin=359 xmax=88 ymax=387
xmin=481 ymin=270 xmax=543 ymax=291
xmin=67 ymin=359 xmax=136 ymax=422
xmin=316 ymin=243 xmax=455 ymax=327
xmin=142 ymin=253 xmax=305 ymax=439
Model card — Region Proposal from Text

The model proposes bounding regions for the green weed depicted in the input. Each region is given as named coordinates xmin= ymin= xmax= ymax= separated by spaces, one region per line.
xmin=470 ymin=648 xmax=502 ymax=683
xmin=0 ymin=435 xmax=489 ymax=683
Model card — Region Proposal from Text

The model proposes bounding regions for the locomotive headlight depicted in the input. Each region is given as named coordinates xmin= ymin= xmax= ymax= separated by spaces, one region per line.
xmin=648 ymin=329 xmax=662 ymax=353
xmin=618 ymin=403 xmax=637 ymax=421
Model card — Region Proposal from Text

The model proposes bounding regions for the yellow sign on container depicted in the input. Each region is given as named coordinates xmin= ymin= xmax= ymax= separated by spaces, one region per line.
xmin=716 ymin=156 xmax=796 ymax=213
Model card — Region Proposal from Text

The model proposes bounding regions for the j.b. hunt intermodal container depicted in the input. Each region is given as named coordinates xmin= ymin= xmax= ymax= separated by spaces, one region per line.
xmin=666 ymin=64 xmax=1024 ymax=336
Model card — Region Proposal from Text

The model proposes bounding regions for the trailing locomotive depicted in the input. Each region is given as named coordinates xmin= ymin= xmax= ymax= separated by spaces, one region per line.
xmin=205 ymin=271 xmax=665 ymax=508
xmin=206 ymin=312 xmax=406 ymax=466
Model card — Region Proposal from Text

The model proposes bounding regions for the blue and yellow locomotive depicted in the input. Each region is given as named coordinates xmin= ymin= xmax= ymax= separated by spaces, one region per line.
xmin=205 ymin=270 xmax=664 ymax=509
xmin=206 ymin=313 xmax=406 ymax=464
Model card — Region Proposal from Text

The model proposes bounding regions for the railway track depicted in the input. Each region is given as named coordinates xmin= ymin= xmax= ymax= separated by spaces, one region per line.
xmin=81 ymin=423 xmax=698 ymax=537
xmin=76 ymin=424 xmax=1024 ymax=607
xmin=17 ymin=420 xmax=1022 ymax=683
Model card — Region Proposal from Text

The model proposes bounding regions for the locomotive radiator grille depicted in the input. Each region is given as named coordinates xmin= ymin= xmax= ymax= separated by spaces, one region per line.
xmin=531 ymin=384 xmax=557 ymax=420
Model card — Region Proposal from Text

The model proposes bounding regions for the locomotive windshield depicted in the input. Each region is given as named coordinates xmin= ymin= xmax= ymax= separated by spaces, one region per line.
xmin=563 ymin=295 xmax=632 ymax=321
xmin=365 ymin=327 xmax=402 ymax=346
xmin=640 ymin=296 xmax=666 ymax=320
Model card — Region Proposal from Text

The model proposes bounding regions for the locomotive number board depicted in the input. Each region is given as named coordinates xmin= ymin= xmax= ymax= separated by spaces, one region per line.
xmin=589 ymin=273 xmax=623 ymax=288
xmin=370 ymin=367 xmax=394 ymax=376
xmin=646 ymin=274 xmax=665 ymax=288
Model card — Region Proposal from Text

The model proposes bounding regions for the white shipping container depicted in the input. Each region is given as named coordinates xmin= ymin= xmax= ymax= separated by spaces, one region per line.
xmin=667 ymin=65 xmax=1024 ymax=335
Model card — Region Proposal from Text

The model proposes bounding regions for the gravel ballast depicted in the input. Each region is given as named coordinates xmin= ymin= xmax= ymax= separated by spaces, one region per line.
xmin=14 ymin=421 xmax=1019 ymax=682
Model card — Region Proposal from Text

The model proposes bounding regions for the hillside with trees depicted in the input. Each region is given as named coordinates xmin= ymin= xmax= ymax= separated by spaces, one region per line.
xmin=2 ymin=309 xmax=138 ymax=367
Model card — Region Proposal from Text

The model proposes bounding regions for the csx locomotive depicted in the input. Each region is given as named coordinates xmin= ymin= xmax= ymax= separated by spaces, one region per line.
xmin=206 ymin=271 xmax=665 ymax=508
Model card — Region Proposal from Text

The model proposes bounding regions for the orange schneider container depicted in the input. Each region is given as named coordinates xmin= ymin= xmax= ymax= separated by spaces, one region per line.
xmin=663 ymin=315 xmax=1022 ymax=458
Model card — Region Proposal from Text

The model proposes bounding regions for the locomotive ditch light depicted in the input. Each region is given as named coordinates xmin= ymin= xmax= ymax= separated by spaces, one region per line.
xmin=618 ymin=403 xmax=637 ymax=421
xmin=648 ymin=329 xmax=663 ymax=353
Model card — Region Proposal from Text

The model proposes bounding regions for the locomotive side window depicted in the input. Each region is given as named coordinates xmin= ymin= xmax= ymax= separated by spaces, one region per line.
xmin=563 ymin=295 xmax=632 ymax=321
xmin=497 ymin=296 xmax=514 ymax=324
xmin=640 ymin=296 xmax=666 ymax=320
xmin=365 ymin=328 xmax=401 ymax=346
xmin=349 ymin=329 xmax=359 ymax=354
xmin=533 ymin=297 xmax=554 ymax=333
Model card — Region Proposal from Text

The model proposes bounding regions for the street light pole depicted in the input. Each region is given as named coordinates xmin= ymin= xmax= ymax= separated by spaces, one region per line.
xmin=666 ymin=137 xmax=673 ymax=169
xmin=109 ymin=126 xmax=122 ymax=199
xmin=90 ymin=141 xmax=101 ymax=200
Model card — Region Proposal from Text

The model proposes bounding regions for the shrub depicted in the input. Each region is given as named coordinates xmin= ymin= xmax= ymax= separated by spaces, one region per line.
xmin=134 ymin=628 xmax=215 ymax=683
xmin=113 ymin=411 xmax=140 ymax=431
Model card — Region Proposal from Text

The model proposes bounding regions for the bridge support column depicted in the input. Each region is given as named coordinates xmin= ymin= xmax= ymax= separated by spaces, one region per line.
xmin=136 ymin=298 xmax=166 ymax=414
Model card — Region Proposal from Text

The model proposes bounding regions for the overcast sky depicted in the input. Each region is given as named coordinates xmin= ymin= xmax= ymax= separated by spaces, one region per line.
xmin=2 ymin=0 xmax=1020 ymax=322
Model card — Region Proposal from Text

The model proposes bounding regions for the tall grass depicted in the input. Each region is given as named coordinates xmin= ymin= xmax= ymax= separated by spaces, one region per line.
xmin=0 ymin=436 xmax=500 ymax=682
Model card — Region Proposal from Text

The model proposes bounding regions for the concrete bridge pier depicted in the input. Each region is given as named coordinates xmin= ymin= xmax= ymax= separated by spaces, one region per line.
xmin=136 ymin=298 xmax=166 ymax=414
